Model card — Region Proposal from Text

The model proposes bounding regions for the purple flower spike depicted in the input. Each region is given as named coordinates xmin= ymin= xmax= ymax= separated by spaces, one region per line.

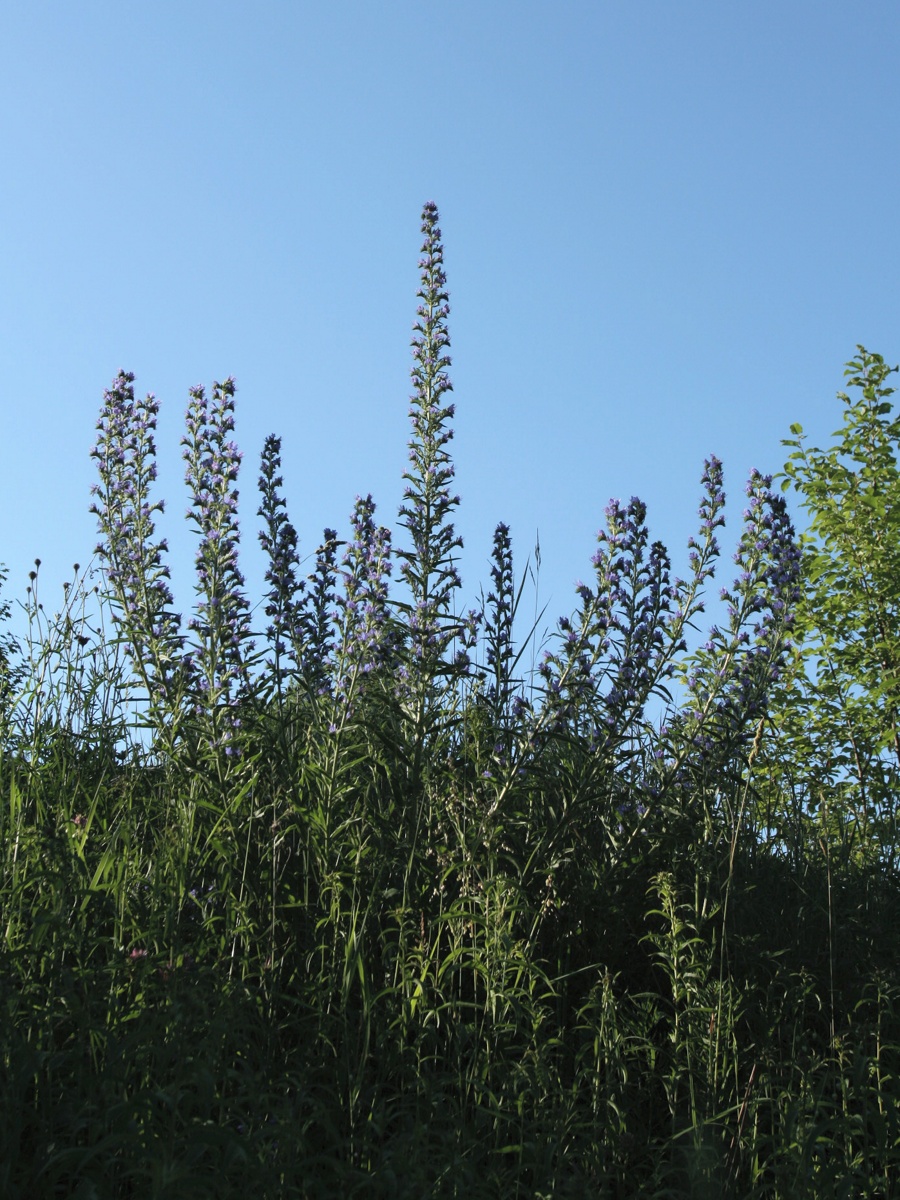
xmin=182 ymin=378 xmax=253 ymax=733
xmin=91 ymin=371 xmax=190 ymax=721
xmin=397 ymin=202 xmax=464 ymax=678
xmin=258 ymin=433 xmax=304 ymax=690
xmin=334 ymin=494 xmax=397 ymax=705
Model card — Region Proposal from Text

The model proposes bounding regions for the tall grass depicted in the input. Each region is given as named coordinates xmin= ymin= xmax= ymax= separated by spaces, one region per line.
xmin=1 ymin=204 xmax=898 ymax=1198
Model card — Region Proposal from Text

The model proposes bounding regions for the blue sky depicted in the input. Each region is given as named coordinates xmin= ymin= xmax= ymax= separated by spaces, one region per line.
xmin=2 ymin=2 xmax=899 ymax=647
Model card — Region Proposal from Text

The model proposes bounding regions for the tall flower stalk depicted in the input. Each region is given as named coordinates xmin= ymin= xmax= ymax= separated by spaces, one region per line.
xmin=296 ymin=529 xmax=339 ymax=696
xmin=258 ymin=433 xmax=304 ymax=700
xmin=483 ymin=522 xmax=518 ymax=726
xmin=334 ymin=494 xmax=395 ymax=707
xmin=398 ymin=202 xmax=464 ymax=682
xmin=181 ymin=378 xmax=252 ymax=755
xmin=90 ymin=371 xmax=187 ymax=740
xmin=534 ymin=459 xmax=728 ymax=790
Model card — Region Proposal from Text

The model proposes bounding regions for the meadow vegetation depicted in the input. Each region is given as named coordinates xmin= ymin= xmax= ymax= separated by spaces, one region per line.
xmin=1 ymin=203 xmax=899 ymax=1197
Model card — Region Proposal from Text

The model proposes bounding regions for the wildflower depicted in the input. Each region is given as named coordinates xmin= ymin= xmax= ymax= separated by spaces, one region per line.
xmin=91 ymin=371 xmax=188 ymax=723
xmin=397 ymin=202 xmax=464 ymax=675
xmin=258 ymin=433 xmax=304 ymax=687
xmin=335 ymin=494 xmax=396 ymax=700
xmin=484 ymin=521 xmax=516 ymax=715
xmin=542 ymin=494 xmax=675 ymax=743
xmin=182 ymin=378 xmax=253 ymax=726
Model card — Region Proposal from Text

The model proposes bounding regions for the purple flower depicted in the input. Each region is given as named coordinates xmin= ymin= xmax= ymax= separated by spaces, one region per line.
xmin=91 ymin=371 xmax=189 ymax=715
xmin=181 ymin=378 xmax=254 ymax=746
xmin=334 ymin=494 xmax=396 ymax=700
xmin=258 ymin=433 xmax=305 ymax=687
xmin=397 ymin=202 xmax=464 ymax=677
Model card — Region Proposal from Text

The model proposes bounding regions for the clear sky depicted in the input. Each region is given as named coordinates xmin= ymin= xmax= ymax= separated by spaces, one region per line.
xmin=2 ymin=2 xmax=899 ymax=646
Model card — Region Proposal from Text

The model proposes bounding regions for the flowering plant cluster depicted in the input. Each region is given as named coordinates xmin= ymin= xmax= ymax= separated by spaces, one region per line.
xmin=92 ymin=372 xmax=255 ymax=759
xmin=539 ymin=497 xmax=674 ymax=744
xmin=680 ymin=469 xmax=801 ymax=766
xmin=536 ymin=457 xmax=729 ymax=759
xmin=88 ymin=204 xmax=800 ymax=793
